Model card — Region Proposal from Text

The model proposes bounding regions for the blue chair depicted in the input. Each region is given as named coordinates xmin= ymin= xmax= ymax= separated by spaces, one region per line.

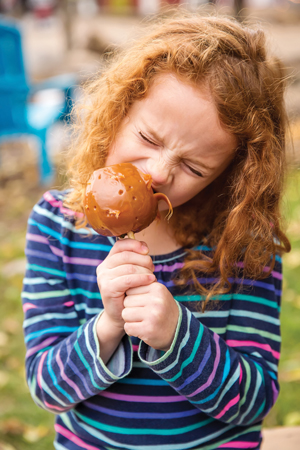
xmin=0 ymin=18 xmax=77 ymax=183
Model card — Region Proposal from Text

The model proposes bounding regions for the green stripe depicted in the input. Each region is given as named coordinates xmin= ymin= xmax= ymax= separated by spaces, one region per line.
xmin=73 ymin=328 xmax=105 ymax=390
xmin=166 ymin=323 xmax=204 ymax=383
xmin=210 ymin=327 xmax=226 ymax=334
xmin=70 ymin=288 xmax=101 ymax=300
xmin=29 ymin=218 xmax=111 ymax=251
xmin=175 ymin=293 xmax=278 ymax=309
xmin=23 ymin=277 xmax=62 ymax=286
xmin=22 ymin=289 xmax=70 ymax=300
xmin=227 ymin=325 xmax=281 ymax=342
xmin=23 ymin=312 xmax=77 ymax=327
xmin=26 ymin=263 xmax=66 ymax=278
xmin=174 ymin=294 xmax=232 ymax=302
xmin=230 ymin=309 xmax=279 ymax=325
xmin=74 ymin=411 xmax=213 ymax=435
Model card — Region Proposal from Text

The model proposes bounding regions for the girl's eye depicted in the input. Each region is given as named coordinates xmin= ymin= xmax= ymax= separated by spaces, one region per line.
xmin=139 ymin=131 xmax=158 ymax=146
xmin=185 ymin=164 xmax=204 ymax=178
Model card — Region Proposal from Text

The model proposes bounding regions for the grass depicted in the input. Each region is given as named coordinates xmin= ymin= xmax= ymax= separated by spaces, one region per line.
xmin=0 ymin=160 xmax=299 ymax=448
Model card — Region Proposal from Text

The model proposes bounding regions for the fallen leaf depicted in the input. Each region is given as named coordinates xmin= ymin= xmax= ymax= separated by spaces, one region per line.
xmin=0 ymin=441 xmax=17 ymax=450
xmin=284 ymin=411 xmax=300 ymax=427
xmin=283 ymin=250 xmax=300 ymax=269
xmin=0 ymin=418 xmax=25 ymax=435
xmin=23 ymin=425 xmax=49 ymax=443
xmin=0 ymin=371 xmax=9 ymax=388
xmin=1 ymin=258 xmax=27 ymax=278
xmin=2 ymin=318 xmax=20 ymax=335
xmin=5 ymin=356 xmax=21 ymax=370
xmin=0 ymin=332 xmax=8 ymax=347
xmin=280 ymin=367 xmax=300 ymax=382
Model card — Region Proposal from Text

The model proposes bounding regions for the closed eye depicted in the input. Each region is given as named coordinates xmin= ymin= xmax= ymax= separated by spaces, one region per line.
xmin=139 ymin=131 xmax=159 ymax=146
xmin=184 ymin=163 xmax=204 ymax=177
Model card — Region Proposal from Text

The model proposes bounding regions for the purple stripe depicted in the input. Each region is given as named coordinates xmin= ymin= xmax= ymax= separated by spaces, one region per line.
xmin=98 ymin=391 xmax=187 ymax=403
xmin=26 ymin=335 xmax=58 ymax=358
xmin=50 ymin=245 xmax=102 ymax=266
xmin=84 ymin=401 xmax=199 ymax=419
xmin=187 ymin=334 xmax=220 ymax=397
xmin=236 ymin=262 xmax=282 ymax=280
xmin=26 ymin=233 xmax=49 ymax=244
xmin=56 ymin=349 xmax=85 ymax=400
xmin=177 ymin=342 xmax=211 ymax=391
xmin=66 ymin=272 xmax=97 ymax=283
xmin=66 ymin=339 xmax=94 ymax=397
xmin=272 ymin=379 xmax=279 ymax=404
xmin=25 ymin=248 xmax=59 ymax=262
xmin=154 ymin=262 xmax=184 ymax=273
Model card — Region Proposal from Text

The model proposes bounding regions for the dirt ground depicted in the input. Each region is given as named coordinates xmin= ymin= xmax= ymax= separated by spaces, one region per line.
xmin=4 ymin=7 xmax=300 ymax=449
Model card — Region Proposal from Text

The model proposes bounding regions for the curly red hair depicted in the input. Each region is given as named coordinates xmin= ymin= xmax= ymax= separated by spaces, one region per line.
xmin=64 ymin=13 xmax=291 ymax=309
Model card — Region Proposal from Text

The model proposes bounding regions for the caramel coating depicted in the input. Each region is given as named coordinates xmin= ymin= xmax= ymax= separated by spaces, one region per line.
xmin=84 ymin=163 xmax=173 ymax=237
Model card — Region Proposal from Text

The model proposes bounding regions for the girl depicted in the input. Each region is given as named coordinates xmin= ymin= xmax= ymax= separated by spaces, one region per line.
xmin=22 ymin=13 xmax=291 ymax=450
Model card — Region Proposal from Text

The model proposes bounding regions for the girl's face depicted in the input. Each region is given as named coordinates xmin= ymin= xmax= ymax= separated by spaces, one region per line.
xmin=106 ymin=74 xmax=237 ymax=210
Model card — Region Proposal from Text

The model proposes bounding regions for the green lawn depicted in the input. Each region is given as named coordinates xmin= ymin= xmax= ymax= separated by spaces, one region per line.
xmin=0 ymin=170 xmax=299 ymax=449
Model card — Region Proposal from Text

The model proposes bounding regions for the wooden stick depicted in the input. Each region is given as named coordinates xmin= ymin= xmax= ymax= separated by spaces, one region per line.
xmin=127 ymin=231 xmax=135 ymax=239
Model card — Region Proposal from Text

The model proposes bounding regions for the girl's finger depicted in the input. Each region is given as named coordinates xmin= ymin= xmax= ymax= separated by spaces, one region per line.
xmin=124 ymin=321 xmax=142 ymax=338
xmin=106 ymin=251 xmax=154 ymax=271
xmin=109 ymin=239 xmax=149 ymax=257
xmin=124 ymin=286 xmax=155 ymax=303
xmin=107 ymin=273 xmax=156 ymax=293
xmin=122 ymin=307 xmax=144 ymax=323
xmin=105 ymin=263 xmax=154 ymax=280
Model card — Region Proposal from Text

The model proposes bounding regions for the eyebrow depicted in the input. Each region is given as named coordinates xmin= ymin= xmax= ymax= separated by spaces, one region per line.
xmin=143 ymin=125 xmax=215 ymax=172
xmin=186 ymin=158 xmax=215 ymax=171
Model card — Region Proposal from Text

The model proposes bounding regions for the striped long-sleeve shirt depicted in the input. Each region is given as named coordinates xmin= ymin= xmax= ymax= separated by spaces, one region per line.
xmin=22 ymin=190 xmax=282 ymax=450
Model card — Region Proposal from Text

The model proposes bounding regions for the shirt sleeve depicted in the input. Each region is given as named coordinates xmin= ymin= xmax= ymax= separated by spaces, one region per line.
xmin=22 ymin=193 xmax=132 ymax=414
xmin=139 ymin=260 xmax=282 ymax=426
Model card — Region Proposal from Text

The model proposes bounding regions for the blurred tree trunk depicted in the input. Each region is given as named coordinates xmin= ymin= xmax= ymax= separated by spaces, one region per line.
xmin=234 ymin=0 xmax=245 ymax=21
xmin=61 ymin=0 xmax=77 ymax=50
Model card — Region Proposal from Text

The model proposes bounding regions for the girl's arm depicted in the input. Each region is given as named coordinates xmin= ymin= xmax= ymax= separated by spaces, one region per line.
xmin=136 ymin=261 xmax=282 ymax=426
xmin=22 ymin=192 xmax=133 ymax=414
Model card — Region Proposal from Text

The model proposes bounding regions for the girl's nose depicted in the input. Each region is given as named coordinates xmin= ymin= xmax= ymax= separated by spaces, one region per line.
xmin=146 ymin=159 xmax=173 ymax=186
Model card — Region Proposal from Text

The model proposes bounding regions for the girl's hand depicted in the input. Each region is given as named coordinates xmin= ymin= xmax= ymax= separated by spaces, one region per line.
xmin=122 ymin=282 xmax=179 ymax=351
xmin=96 ymin=239 xmax=156 ymax=332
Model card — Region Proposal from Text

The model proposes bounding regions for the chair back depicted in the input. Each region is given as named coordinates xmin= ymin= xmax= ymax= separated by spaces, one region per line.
xmin=0 ymin=19 xmax=29 ymax=133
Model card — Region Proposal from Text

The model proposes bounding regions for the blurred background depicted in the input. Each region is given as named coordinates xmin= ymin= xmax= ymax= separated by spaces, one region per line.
xmin=0 ymin=1 xmax=299 ymax=449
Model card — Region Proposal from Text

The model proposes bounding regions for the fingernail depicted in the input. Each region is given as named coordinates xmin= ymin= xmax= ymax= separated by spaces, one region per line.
xmin=141 ymin=244 xmax=149 ymax=253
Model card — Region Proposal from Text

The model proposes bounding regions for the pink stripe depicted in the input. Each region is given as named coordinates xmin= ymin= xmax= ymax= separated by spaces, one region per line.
xmin=236 ymin=262 xmax=282 ymax=280
xmin=64 ymin=301 xmax=75 ymax=307
xmin=219 ymin=441 xmax=259 ymax=448
xmin=99 ymin=391 xmax=186 ymax=403
xmin=37 ymin=350 xmax=48 ymax=389
xmin=44 ymin=191 xmax=84 ymax=217
xmin=215 ymin=393 xmax=240 ymax=420
xmin=26 ymin=233 xmax=49 ymax=244
xmin=154 ymin=262 xmax=184 ymax=273
xmin=55 ymin=424 xmax=100 ymax=450
xmin=187 ymin=334 xmax=220 ymax=397
xmin=23 ymin=302 xmax=38 ymax=312
xmin=239 ymin=362 xmax=243 ymax=384
xmin=56 ymin=349 xmax=85 ymax=400
xmin=50 ymin=245 xmax=101 ymax=266
xmin=226 ymin=340 xmax=280 ymax=360
xmin=45 ymin=400 xmax=66 ymax=412
xmin=132 ymin=344 xmax=139 ymax=352
xmin=26 ymin=336 xmax=58 ymax=358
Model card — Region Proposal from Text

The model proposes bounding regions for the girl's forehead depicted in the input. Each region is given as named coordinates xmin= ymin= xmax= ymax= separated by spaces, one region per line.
xmin=125 ymin=73 xmax=237 ymax=159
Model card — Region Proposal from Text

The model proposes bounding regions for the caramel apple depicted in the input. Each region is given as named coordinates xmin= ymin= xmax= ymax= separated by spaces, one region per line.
xmin=84 ymin=163 xmax=173 ymax=238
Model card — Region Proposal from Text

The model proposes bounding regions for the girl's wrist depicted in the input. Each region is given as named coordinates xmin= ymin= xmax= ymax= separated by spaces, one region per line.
xmin=97 ymin=311 xmax=125 ymax=340
xmin=96 ymin=312 xmax=126 ymax=365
